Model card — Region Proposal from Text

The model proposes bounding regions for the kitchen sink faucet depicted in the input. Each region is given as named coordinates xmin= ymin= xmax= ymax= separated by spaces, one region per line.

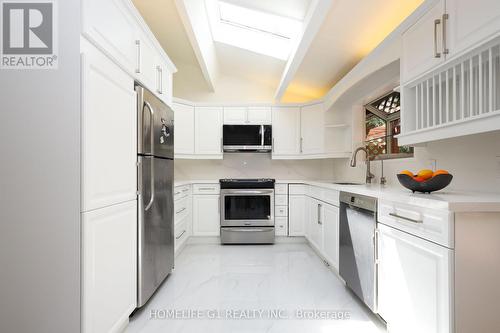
xmin=350 ymin=147 xmax=375 ymax=184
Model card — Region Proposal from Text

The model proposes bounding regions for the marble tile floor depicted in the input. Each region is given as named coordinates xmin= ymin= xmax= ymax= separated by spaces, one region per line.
xmin=127 ymin=243 xmax=386 ymax=333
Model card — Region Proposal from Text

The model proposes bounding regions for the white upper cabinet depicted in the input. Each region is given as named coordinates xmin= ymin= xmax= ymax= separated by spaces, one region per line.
xmin=135 ymin=34 xmax=157 ymax=93
xmin=247 ymin=107 xmax=272 ymax=124
xmin=322 ymin=204 xmax=339 ymax=270
xmin=447 ymin=0 xmax=500 ymax=57
xmin=223 ymin=107 xmax=247 ymax=124
xmin=155 ymin=58 xmax=173 ymax=106
xmin=401 ymin=0 xmax=446 ymax=83
xmin=271 ymin=107 xmax=301 ymax=157
xmin=173 ymin=103 xmax=195 ymax=156
xmin=400 ymin=0 xmax=500 ymax=144
xmin=223 ymin=107 xmax=271 ymax=124
xmin=377 ymin=224 xmax=453 ymax=333
xmin=82 ymin=0 xmax=175 ymax=105
xmin=194 ymin=107 xmax=223 ymax=158
xmin=300 ymin=103 xmax=325 ymax=155
xmin=81 ymin=41 xmax=137 ymax=212
xmin=402 ymin=0 xmax=500 ymax=83
xmin=135 ymin=32 xmax=173 ymax=106
xmin=82 ymin=0 xmax=138 ymax=75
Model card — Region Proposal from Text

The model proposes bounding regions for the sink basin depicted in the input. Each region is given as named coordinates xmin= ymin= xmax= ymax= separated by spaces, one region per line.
xmin=332 ymin=182 xmax=364 ymax=185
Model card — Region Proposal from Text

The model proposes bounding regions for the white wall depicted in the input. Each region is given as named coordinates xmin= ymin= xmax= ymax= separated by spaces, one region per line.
xmin=175 ymin=154 xmax=336 ymax=180
xmin=174 ymin=71 xmax=277 ymax=103
xmin=332 ymin=131 xmax=500 ymax=193
xmin=0 ymin=1 xmax=81 ymax=333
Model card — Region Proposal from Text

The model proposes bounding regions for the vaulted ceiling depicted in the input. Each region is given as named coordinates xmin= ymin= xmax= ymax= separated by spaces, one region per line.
xmin=132 ymin=0 xmax=423 ymax=103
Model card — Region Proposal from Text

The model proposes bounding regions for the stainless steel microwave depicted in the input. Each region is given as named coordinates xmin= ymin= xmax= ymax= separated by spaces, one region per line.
xmin=223 ymin=125 xmax=272 ymax=152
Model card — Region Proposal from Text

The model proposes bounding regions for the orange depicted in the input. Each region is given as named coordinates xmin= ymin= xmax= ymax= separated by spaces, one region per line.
xmin=413 ymin=176 xmax=427 ymax=182
xmin=400 ymin=170 xmax=414 ymax=177
xmin=417 ymin=169 xmax=434 ymax=180
xmin=433 ymin=169 xmax=449 ymax=177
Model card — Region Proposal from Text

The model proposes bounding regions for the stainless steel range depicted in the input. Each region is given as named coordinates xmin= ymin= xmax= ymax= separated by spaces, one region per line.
xmin=220 ymin=179 xmax=275 ymax=244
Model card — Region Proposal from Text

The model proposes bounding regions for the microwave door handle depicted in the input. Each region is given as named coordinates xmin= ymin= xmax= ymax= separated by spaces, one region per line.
xmin=261 ymin=125 xmax=264 ymax=147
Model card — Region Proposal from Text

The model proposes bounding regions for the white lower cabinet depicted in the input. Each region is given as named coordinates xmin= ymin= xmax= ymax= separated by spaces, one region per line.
xmin=288 ymin=195 xmax=307 ymax=236
xmin=192 ymin=194 xmax=220 ymax=236
xmin=322 ymin=204 xmax=339 ymax=270
xmin=308 ymin=198 xmax=324 ymax=251
xmin=275 ymin=217 xmax=288 ymax=236
xmin=175 ymin=215 xmax=190 ymax=253
xmin=82 ymin=200 xmax=137 ymax=333
xmin=377 ymin=223 xmax=453 ymax=333
xmin=174 ymin=185 xmax=192 ymax=254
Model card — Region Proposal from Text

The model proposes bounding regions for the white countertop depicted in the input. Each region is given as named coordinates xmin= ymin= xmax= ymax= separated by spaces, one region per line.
xmin=174 ymin=179 xmax=500 ymax=212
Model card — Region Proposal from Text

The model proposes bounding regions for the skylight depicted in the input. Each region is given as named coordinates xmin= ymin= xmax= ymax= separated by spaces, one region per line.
xmin=207 ymin=1 xmax=303 ymax=60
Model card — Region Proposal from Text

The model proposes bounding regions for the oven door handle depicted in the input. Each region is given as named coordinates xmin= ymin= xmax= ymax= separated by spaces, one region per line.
xmin=223 ymin=190 xmax=273 ymax=195
xmin=223 ymin=228 xmax=274 ymax=232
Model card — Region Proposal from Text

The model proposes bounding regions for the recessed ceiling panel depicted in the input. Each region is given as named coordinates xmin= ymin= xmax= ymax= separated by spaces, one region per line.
xmin=207 ymin=1 xmax=304 ymax=60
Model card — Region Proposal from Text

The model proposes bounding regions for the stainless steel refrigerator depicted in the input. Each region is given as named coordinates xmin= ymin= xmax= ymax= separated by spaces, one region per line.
xmin=136 ymin=84 xmax=174 ymax=308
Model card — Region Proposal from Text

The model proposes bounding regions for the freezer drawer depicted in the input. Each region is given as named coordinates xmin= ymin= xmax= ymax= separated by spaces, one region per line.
xmin=137 ymin=156 xmax=174 ymax=307
xmin=221 ymin=227 xmax=275 ymax=244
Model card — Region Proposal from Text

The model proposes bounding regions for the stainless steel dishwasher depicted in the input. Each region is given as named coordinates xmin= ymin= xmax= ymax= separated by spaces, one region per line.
xmin=339 ymin=191 xmax=378 ymax=313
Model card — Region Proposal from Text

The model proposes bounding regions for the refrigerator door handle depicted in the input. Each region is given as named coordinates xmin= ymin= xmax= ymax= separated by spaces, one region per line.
xmin=143 ymin=101 xmax=155 ymax=155
xmin=143 ymin=101 xmax=155 ymax=211
xmin=144 ymin=157 xmax=155 ymax=211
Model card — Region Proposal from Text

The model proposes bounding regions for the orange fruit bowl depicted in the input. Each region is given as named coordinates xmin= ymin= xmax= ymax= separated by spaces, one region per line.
xmin=397 ymin=174 xmax=453 ymax=194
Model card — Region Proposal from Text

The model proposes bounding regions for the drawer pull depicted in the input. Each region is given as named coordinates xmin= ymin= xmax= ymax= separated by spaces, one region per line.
xmin=198 ymin=187 xmax=216 ymax=191
xmin=175 ymin=191 xmax=181 ymax=195
xmin=389 ymin=213 xmax=423 ymax=224
xmin=175 ymin=230 xmax=186 ymax=240
xmin=182 ymin=188 xmax=189 ymax=192
xmin=176 ymin=207 xmax=186 ymax=214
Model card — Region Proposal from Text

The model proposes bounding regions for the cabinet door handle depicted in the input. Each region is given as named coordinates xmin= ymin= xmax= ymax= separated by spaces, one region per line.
xmin=389 ymin=213 xmax=423 ymax=224
xmin=176 ymin=207 xmax=186 ymax=214
xmin=176 ymin=230 xmax=186 ymax=240
xmin=272 ymin=137 xmax=275 ymax=152
xmin=442 ymin=13 xmax=449 ymax=55
xmin=156 ymin=66 xmax=163 ymax=94
xmin=135 ymin=40 xmax=141 ymax=74
xmin=317 ymin=204 xmax=322 ymax=225
xmin=434 ymin=18 xmax=442 ymax=58
xmin=198 ymin=187 xmax=216 ymax=191
xmin=300 ymin=137 xmax=304 ymax=153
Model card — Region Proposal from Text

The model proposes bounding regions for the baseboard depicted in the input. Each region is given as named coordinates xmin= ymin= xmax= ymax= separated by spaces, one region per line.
xmin=305 ymin=238 xmax=342 ymax=279
xmin=187 ymin=236 xmax=221 ymax=244
xmin=183 ymin=236 xmax=306 ymax=246
xmin=275 ymin=236 xmax=307 ymax=243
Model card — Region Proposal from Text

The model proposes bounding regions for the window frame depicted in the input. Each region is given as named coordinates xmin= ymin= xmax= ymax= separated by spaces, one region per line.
xmin=364 ymin=91 xmax=414 ymax=161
